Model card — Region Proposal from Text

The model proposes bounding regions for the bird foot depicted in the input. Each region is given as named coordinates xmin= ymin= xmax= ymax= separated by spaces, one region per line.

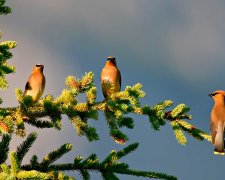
xmin=214 ymin=151 xmax=225 ymax=156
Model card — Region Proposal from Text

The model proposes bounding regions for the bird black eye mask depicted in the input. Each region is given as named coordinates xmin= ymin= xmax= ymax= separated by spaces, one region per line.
xmin=210 ymin=93 xmax=218 ymax=97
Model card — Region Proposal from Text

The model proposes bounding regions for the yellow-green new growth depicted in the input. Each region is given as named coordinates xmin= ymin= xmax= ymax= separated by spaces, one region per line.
xmin=170 ymin=121 xmax=187 ymax=145
xmin=86 ymin=86 xmax=97 ymax=105
xmin=0 ymin=41 xmax=17 ymax=49
xmin=171 ymin=104 xmax=190 ymax=119
xmin=0 ymin=34 xmax=17 ymax=89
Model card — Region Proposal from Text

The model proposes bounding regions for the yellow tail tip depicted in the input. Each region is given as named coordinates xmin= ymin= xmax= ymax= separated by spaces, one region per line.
xmin=214 ymin=151 xmax=225 ymax=156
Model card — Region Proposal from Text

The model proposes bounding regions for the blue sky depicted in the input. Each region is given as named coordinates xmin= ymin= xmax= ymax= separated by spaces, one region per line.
xmin=1 ymin=0 xmax=225 ymax=179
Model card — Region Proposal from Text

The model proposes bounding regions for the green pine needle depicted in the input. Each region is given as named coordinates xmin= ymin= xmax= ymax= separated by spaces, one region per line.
xmin=0 ymin=134 xmax=11 ymax=164
xmin=0 ymin=0 xmax=11 ymax=15
xmin=101 ymin=172 xmax=120 ymax=180
xmin=115 ymin=169 xmax=177 ymax=180
xmin=26 ymin=118 xmax=54 ymax=129
xmin=0 ymin=6 xmax=11 ymax=15
xmin=116 ymin=143 xmax=139 ymax=159
xmin=41 ymin=144 xmax=73 ymax=167
xmin=80 ymin=169 xmax=90 ymax=180
xmin=16 ymin=132 xmax=37 ymax=164
xmin=10 ymin=151 xmax=20 ymax=176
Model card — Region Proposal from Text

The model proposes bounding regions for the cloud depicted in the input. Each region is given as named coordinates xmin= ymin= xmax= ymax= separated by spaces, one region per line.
xmin=164 ymin=0 xmax=225 ymax=83
xmin=2 ymin=1 xmax=225 ymax=179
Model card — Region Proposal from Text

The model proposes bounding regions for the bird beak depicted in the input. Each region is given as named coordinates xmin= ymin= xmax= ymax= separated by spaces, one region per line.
xmin=209 ymin=93 xmax=213 ymax=97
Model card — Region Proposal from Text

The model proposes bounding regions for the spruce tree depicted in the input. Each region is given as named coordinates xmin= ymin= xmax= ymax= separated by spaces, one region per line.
xmin=0 ymin=1 xmax=213 ymax=179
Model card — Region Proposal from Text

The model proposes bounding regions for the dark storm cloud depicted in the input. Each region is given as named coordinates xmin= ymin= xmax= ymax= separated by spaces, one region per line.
xmin=2 ymin=1 xmax=225 ymax=179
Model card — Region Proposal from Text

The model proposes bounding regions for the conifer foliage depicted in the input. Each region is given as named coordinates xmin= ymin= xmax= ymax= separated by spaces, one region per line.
xmin=0 ymin=1 xmax=213 ymax=179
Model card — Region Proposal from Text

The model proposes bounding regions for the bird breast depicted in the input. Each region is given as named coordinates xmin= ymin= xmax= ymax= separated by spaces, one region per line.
xmin=101 ymin=66 xmax=119 ymax=83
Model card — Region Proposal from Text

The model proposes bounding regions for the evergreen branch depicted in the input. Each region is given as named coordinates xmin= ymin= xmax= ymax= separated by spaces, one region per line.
xmin=0 ymin=76 xmax=7 ymax=89
xmin=80 ymin=169 xmax=90 ymax=180
xmin=0 ymin=115 xmax=13 ymax=134
xmin=19 ymin=143 xmax=176 ymax=179
xmin=25 ymin=118 xmax=54 ymax=129
xmin=0 ymin=172 xmax=8 ymax=179
xmin=171 ymin=104 xmax=190 ymax=119
xmin=0 ymin=73 xmax=212 ymax=146
xmin=16 ymin=132 xmax=38 ymax=164
xmin=16 ymin=170 xmax=51 ymax=179
xmin=0 ymin=0 xmax=5 ymax=6
xmin=0 ymin=32 xmax=16 ymax=90
xmin=104 ymin=110 xmax=128 ymax=144
xmin=65 ymin=72 xmax=94 ymax=93
xmin=170 ymin=121 xmax=187 ymax=145
xmin=0 ymin=63 xmax=15 ymax=74
xmin=16 ymin=115 xmax=26 ymax=137
xmin=0 ymin=134 xmax=11 ymax=164
xmin=0 ymin=72 xmax=212 ymax=153
xmin=0 ymin=7 xmax=11 ymax=15
xmin=43 ymin=160 xmax=176 ymax=179
xmin=116 ymin=142 xmax=139 ymax=159
xmin=177 ymin=120 xmax=212 ymax=143
xmin=0 ymin=107 xmax=16 ymax=113
xmin=0 ymin=164 xmax=51 ymax=179
xmin=81 ymin=154 xmax=99 ymax=166
xmin=30 ymin=155 xmax=39 ymax=168
xmin=101 ymin=172 xmax=119 ymax=180
xmin=101 ymin=150 xmax=118 ymax=167
xmin=51 ymin=171 xmax=75 ymax=180
xmin=117 ymin=117 xmax=134 ymax=129
xmin=0 ymin=163 xmax=10 ymax=174
xmin=0 ymin=0 xmax=11 ymax=15
xmin=114 ymin=169 xmax=177 ymax=180
xmin=0 ymin=2 xmax=187 ymax=179
xmin=40 ymin=143 xmax=73 ymax=168
xmin=10 ymin=151 xmax=20 ymax=176
xmin=81 ymin=125 xmax=99 ymax=141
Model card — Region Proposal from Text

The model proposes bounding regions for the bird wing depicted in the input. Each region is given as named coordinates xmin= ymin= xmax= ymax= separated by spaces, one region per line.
xmin=118 ymin=69 xmax=121 ymax=90
xmin=24 ymin=78 xmax=32 ymax=95
xmin=210 ymin=119 xmax=216 ymax=144
xmin=102 ymin=88 xmax=107 ymax=99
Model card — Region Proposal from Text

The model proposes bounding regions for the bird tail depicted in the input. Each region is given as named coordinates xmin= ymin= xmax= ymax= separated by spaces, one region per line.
xmin=214 ymin=121 xmax=225 ymax=155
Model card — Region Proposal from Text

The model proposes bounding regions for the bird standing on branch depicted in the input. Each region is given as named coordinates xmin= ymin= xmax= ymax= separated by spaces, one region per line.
xmin=101 ymin=56 xmax=121 ymax=100
xmin=24 ymin=64 xmax=46 ymax=103
xmin=101 ymin=56 xmax=126 ymax=144
xmin=209 ymin=90 xmax=225 ymax=155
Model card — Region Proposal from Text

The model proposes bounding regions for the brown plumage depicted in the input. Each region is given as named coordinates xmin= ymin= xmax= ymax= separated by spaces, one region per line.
xmin=101 ymin=56 xmax=121 ymax=100
xmin=24 ymin=64 xmax=46 ymax=103
xmin=209 ymin=90 xmax=225 ymax=155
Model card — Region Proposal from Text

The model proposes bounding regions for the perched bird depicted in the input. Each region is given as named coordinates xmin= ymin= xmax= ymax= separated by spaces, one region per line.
xmin=101 ymin=56 xmax=125 ymax=144
xmin=209 ymin=90 xmax=225 ymax=155
xmin=24 ymin=64 xmax=46 ymax=103
xmin=101 ymin=56 xmax=121 ymax=100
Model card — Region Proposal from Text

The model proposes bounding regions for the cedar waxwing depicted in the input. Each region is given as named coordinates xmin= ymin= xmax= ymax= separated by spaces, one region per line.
xmin=209 ymin=90 xmax=225 ymax=155
xmin=101 ymin=56 xmax=121 ymax=100
xmin=24 ymin=64 xmax=46 ymax=103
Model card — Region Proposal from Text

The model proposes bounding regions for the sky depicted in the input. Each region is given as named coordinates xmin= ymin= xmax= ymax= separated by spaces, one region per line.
xmin=1 ymin=0 xmax=225 ymax=179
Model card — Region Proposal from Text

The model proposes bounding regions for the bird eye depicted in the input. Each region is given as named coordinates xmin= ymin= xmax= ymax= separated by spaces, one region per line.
xmin=212 ymin=93 xmax=218 ymax=96
xmin=35 ymin=64 xmax=43 ymax=68
xmin=108 ymin=58 xmax=115 ymax=62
